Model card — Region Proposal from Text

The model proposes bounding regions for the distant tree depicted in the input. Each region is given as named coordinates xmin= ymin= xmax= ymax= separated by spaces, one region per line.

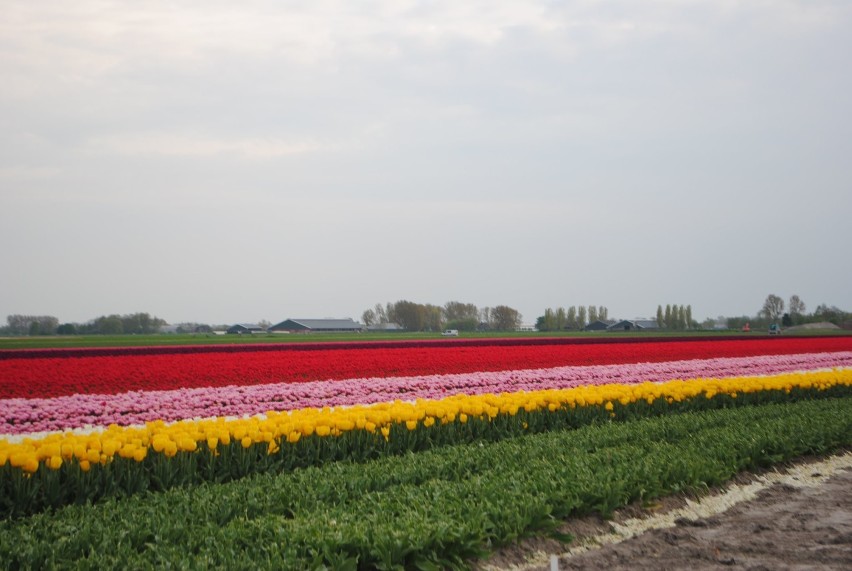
xmin=424 ymin=304 xmax=443 ymax=331
xmin=656 ymin=305 xmax=664 ymax=328
xmin=677 ymin=305 xmax=686 ymax=330
xmin=443 ymin=301 xmax=479 ymax=323
xmin=361 ymin=309 xmax=376 ymax=327
xmin=813 ymin=304 xmax=847 ymax=325
xmin=685 ymin=305 xmax=693 ymax=329
xmin=479 ymin=307 xmax=491 ymax=328
xmin=116 ymin=312 xmax=166 ymax=334
xmin=537 ymin=307 xmax=567 ymax=332
xmin=374 ymin=304 xmax=388 ymax=324
xmin=664 ymin=305 xmax=672 ymax=329
xmin=789 ymin=295 xmax=806 ymax=318
xmin=588 ymin=305 xmax=598 ymax=324
xmin=56 ymin=323 xmax=77 ymax=335
xmin=566 ymin=306 xmax=577 ymax=330
xmin=489 ymin=305 xmax=522 ymax=331
xmin=598 ymin=306 xmax=608 ymax=322
xmin=761 ymin=294 xmax=785 ymax=322
xmin=37 ymin=316 xmax=59 ymax=335
xmin=577 ymin=306 xmax=587 ymax=330
xmin=782 ymin=313 xmax=793 ymax=327
xmin=6 ymin=315 xmax=59 ymax=336
xmin=555 ymin=307 xmax=566 ymax=330
xmin=388 ymin=300 xmax=426 ymax=331
xmin=540 ymin=308 xmax=556 ymax=331
xmin=257 ymin=320 xmax=272 ymax=330
xmin=97 ymin=315 xmax=124 ymax=334
xmin=121 ymin=314 xmax=142 ymax=334
xmin=6 ymin=315 xmax=28 ymax=335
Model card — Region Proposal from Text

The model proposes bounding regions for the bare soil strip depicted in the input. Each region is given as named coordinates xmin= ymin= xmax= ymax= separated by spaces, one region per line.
xmin=477 ymin=450 xmax=852 ymax=570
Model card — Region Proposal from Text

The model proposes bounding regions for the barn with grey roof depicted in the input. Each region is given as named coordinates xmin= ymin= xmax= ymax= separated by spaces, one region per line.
xmin=268 ymin=318 xmax=364 ymax=333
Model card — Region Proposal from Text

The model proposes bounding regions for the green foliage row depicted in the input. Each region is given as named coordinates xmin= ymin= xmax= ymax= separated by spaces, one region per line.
xmin=2 ymin=398 xmax=850 ymax=570
xmin=4 ymin=383 xmax=849 ymax=520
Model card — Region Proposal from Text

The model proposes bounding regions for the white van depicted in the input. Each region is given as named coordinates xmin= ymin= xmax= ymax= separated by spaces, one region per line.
xmin=441 ymin=329 xmax=459 ymax=337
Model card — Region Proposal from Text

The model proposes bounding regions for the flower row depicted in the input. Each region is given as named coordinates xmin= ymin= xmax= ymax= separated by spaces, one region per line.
xmin=4 ymin=398 xmax=850 ymax=569
xmin=3 ymin=337 xmax=851 ymax=399
xmin=0 ymin=334 xmax=816 ymax=360
xmin=3 ymin=352 xmax=850 ymax=435
xmin=3 ymin=368 xmax=850 ymax=475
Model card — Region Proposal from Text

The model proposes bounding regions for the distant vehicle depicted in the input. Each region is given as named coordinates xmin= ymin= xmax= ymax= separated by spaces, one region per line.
xmin=768 ymin=324 xmax=782 ymax=335
xmin=441 ymin=329 xmax=459 ymax=337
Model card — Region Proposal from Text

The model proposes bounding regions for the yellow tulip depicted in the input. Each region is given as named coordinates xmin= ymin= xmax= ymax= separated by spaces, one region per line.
xmin=179 ymin=439 xmax=197 ymax=453
xmin=23 ymin=457 xmax=39 ymax=473
xmin=315 ymin=425 xmax=331 ymax=438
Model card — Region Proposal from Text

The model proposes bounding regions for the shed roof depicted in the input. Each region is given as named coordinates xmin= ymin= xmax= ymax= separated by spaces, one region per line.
xmin=269 ymin=318 xmax=363 ymax=331
xmin=607 ymin=319 xmax=659 ymax=330
xmin=230 ymin=323 xmax=264 ymax=330
xmin=226 ymin=323 xmax=265 ymax=333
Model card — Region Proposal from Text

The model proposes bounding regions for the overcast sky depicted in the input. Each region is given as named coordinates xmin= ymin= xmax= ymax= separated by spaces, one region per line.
xmin=2 ymin=0 xmax=850 ymax=326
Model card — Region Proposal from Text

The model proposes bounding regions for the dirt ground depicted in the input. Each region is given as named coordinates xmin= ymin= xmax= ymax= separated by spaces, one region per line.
xmin=475 ymin=452 xmax=852 ymax=571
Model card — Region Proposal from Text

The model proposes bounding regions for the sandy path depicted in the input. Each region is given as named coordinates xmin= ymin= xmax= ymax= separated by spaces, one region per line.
xmin=476 ymin=451 xmax=852 ymax=570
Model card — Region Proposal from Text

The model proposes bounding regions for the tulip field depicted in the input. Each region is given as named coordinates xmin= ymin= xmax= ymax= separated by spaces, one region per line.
xmin=1 ymin=335 xmax=851 ymax=569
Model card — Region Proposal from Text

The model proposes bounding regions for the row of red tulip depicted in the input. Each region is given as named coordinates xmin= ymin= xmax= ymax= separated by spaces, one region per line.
xmin=3 ymin=351 xmax=849 ymax=435
xmin=2 ymin=336 xmax=851 ymax=400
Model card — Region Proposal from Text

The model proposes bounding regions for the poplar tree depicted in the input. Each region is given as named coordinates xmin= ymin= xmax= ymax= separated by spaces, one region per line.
xmin=566 ymin=306 xmax=577 ymax=330
xmin=542 ymin=308 xmax=555 ymax=331
xmin=588 ymin=305 xmax=598 ymax=323
xmin=555 ymin=307 xmax=566 ymax=330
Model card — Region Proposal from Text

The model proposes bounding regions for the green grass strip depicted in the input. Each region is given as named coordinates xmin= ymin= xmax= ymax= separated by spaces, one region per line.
xmin=1 ymin=397 xmax=850 ymax=570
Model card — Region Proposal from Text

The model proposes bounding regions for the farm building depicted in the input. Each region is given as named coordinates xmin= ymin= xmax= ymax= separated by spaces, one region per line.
xmin=268 ymin=318 xmax=364 ymax=333
xmin=608 ymin=319 xmax=660 ymax=331
xmin=226 ymin=323 xmax=266 ymax=334
xmin=584 ymin=320 xmax=617 ymax=331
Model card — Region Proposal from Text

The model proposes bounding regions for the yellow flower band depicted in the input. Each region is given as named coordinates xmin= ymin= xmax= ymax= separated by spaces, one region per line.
xmin=1 ymin=368 xmax=850 ymax=473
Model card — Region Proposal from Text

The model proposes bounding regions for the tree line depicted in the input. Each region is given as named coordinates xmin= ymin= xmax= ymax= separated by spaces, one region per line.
xmin=655 ymin=304 xmax=695 ymax=330
xmin=536 ymin=306 xmax=609 ymax=332
xmin=361 ymin=301 xmax=522 ymax=332
xmin=722 ymin=294 xmax=851 ymax=330
xmin=2 ymin=313 xmax=168 ymax=336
